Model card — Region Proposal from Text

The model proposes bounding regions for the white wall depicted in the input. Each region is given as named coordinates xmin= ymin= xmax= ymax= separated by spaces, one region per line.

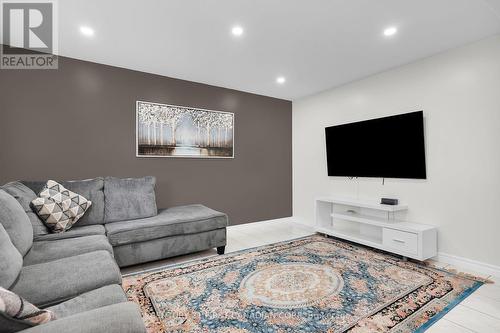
xmin=293 ymin=35 xmax=500 ymax=266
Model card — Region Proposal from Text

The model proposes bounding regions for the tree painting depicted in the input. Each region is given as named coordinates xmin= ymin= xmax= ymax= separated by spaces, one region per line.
xmin=136 ymin=101 xmax=234 ymax=158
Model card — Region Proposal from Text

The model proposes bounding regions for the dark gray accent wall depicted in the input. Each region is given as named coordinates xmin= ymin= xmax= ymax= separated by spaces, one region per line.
xmin=0 ymin=56 xmax=292 ymax=225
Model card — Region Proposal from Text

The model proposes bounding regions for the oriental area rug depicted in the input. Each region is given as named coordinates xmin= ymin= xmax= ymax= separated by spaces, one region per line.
xmin=123 ymin=235 xmax=484 ymax=333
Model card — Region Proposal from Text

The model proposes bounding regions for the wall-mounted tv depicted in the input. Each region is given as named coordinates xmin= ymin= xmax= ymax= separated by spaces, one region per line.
xmin=325 ymin=111 xmax=426 ymax=179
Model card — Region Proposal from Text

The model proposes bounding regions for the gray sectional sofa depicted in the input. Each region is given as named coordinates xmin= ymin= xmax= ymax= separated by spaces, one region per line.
xmin=0 ymin=176 xmax=228 ymax=333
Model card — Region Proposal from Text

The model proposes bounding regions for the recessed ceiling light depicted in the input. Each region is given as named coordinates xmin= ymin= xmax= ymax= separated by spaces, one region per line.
xmin=231 ymin=26 xmax=244 ymax=37
xmin=383 ymin=26 xmax=397 ymax=37
xmin=80 ymin=26 xmax=95 ymax=37
xmin=276 ymin=76 xmax=286 ymax=84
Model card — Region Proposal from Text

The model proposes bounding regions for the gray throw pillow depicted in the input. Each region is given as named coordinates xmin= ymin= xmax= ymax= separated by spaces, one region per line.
xmin=104 ymin=176 xmax=157 ymax=223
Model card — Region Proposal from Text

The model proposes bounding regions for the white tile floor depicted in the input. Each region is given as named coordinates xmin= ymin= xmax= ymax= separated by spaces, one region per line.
xmin=121 ymin=220 xmax=500 ymax=333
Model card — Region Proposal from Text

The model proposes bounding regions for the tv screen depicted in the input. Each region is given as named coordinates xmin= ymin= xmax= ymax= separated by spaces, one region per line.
xmin=325 ymin=111 xmax=426 ymax=179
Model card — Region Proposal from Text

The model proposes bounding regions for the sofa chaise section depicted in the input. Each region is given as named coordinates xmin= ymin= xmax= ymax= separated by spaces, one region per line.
xmin=106 ymin=204 xmax=227 ymax=245
xmin=113 ymin=228 xmax=227 ymax=267
xmin=106 ymin=204 xmax=228 ymax=267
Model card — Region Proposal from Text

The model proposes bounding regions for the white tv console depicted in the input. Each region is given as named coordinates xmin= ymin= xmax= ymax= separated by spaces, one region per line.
xmin=315 ymin=197 xmax=437 ymax=261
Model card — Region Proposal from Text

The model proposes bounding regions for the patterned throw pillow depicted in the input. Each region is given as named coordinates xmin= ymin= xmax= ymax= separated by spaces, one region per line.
xmin=30 ymin=180 xmax=92 ymax=233
xmin=0 ymin=286 xmax=56 ymax=325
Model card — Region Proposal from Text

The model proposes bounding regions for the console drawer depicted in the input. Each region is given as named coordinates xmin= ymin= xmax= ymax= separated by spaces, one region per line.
xmin=383 ymin=228 xmax=418 ymax=255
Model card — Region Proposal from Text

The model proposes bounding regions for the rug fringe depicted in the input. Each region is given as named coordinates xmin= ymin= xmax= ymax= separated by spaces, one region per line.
xmin=423 ymin=262 xmax=494 ymax=284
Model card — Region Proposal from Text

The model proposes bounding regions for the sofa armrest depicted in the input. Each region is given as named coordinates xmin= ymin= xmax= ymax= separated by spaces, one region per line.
xmin=21 ymin=302 xmax=146 ymax=333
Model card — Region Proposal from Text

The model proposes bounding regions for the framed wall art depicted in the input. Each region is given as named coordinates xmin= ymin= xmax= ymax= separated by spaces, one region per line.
xmin=136 ymin=101 xmax=234 ymax=158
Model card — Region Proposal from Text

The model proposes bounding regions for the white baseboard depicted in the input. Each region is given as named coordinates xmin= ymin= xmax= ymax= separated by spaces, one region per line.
xmin=228 ymin=216 xmax=296 ymax=228
xmin=229 ymin=216 xmax=315 ymax=232
xmin=435 ymin=252 xmax=500 ymax=278
xmin=289 ymin=219 xmax=315 ymax=232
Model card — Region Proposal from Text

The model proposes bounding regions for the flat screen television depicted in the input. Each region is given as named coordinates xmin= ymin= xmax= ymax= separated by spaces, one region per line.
xmin=325 ymin=111 xmax=426 ymax=179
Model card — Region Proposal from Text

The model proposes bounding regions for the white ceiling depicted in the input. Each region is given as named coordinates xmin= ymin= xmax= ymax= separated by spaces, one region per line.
xmin=19 ymin=1 xmax=500 ymax=99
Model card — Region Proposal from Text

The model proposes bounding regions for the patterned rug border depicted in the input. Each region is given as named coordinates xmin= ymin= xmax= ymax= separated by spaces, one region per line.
xmin=123 ymin=234 xmax=487 ymax=333
xmin=414 ymin=281 xmax=482 ymax=332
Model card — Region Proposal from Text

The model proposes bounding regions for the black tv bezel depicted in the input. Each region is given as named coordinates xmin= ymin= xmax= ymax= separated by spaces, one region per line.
xmin=325 ymin=111 xmax=427 ymax=180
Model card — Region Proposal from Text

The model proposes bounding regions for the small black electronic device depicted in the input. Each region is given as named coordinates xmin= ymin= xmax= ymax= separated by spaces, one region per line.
xmin=381 ymin=198 xmax=399 ymax=205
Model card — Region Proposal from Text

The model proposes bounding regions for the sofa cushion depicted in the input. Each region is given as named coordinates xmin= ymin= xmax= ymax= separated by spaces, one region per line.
xmin=0 ymin=189 xmax=33 ymax=256
xmin=0 ymin=286 xmax=56 ymax=325
xmin=1 ymin=182 xmax=49 ymax=236
xmin=11 ymin=251 xmax=121 ymax=307
xmin=47 ymin=285 xmax=127 ymax=318
xmin=58 ymin=178 xmax=104 ymax=226
xmin=105 ymin=204 xmax=228 ymax=246
xmin=0 ymin=224 xmax=23 ymax=289
xmin=104 ymin=176 xmax=157 ymax=223
xmin=22 ymin=178 xmax=105 ymax=226
xmin=23 ymin=235 xmax=113 ymax=266
xmin=21 ymin=302 xmax=146 ymax=333
xmin=34 ymin=225 xmax=105 ymax=241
